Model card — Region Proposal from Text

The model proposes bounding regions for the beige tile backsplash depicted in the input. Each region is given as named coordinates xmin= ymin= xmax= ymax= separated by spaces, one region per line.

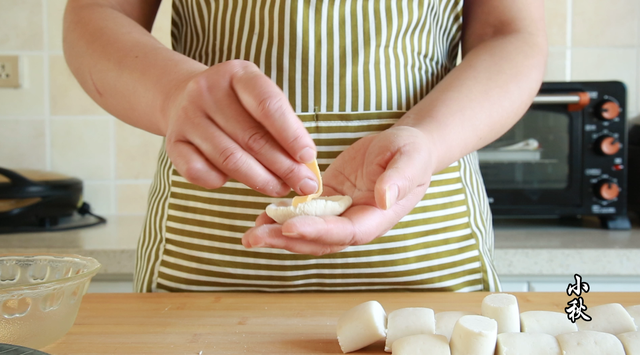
xmin=49 ymin=55 xmax=108 ymax=116
xmin=572 ymin=0 xmax=639 ymax=47
xmin=82 ymin=182 xmax=114 ymax=216
xmin=0 ymin=0 xmax=43 ymax=51
xmin=116 ymin=183 xmax=153 ymax=214
xmin=0 ymin=0 xmax=639 ymax=215
xmin=47 ymin=0 xmax=66 ymax=52
xmin=544 ymin=0 xmax=567 ymax=47
xmin=543 ymin=48 xmax=567 ymax=82
xmin=0 ymin=119 xmax=47 ymax=170
xmin=50 ymin=118 xmax=112 ymax=180
xmin=115 ymin=120 xmax=163 ymax=180
xmin=0 ymin=55 xmax=46 ymax=116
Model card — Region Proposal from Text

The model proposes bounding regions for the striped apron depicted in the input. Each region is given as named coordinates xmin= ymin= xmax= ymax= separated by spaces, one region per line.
xmin=134 ymin=0 xmax=501 ymax=292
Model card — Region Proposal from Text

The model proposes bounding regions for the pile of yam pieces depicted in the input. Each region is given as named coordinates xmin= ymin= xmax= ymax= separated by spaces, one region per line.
xmin=336 ymin=293 xmax=640 ymax=354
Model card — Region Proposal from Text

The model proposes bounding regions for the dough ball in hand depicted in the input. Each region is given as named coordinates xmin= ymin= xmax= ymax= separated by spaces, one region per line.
xmin=265 ymin=195 xmax=352 ymax=224
xmin=265 ymin=159 xmax=352 ymax=223
xmin=337 ymin=300 xmax=387 ymax=353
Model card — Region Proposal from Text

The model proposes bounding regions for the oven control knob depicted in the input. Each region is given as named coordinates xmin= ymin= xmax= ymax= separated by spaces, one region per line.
xmin=595 ymin=136 xmax=621 ymax=155
xmin=594 ymin=180 xmax=620 ymax=201
xmin=597 ymin=100 xmax=620 ymax=120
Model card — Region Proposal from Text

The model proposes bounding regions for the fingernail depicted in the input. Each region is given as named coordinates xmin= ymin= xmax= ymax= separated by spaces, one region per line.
xmin=250 ymin=240 xmax=265 ymax=248
xmin=282 ymin=231 xmax=298 ymax=237
xmin=299 ymin=178 xmax=318 ymax=195
xmin=385 ymin=184 xmax=398 ymax=210
xmin=276 ymin=184 xmax=292 ymax=196
xmin=298 ymin=147 xmax=316 ymax=164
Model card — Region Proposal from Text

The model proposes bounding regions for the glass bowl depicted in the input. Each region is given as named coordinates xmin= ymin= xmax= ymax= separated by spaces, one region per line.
xmin=0 ymin=254 xmax=101 ymax=349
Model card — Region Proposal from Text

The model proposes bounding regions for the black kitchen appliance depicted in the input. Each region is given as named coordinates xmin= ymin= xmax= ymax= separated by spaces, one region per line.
xmin=0 ymin=168 xmax=106 ymax=233
xmin=629 ymin=123 xmax=640 ymax=215
xmin=479 ymin=81 xmax=630 ymax=229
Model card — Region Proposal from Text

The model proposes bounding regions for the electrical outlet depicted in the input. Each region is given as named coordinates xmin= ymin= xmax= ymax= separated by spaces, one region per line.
xmin=0 ymin=55 xmax=20 ymax=88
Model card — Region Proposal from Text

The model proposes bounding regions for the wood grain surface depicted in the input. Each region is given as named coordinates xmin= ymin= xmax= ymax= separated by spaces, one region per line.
xmin=42 ymin=292 xmax=640 ymax=355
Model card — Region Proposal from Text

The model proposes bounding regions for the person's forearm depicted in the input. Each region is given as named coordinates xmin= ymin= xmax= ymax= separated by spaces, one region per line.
xmin=63 ymin=1 xmax=206 ymax=136
xmin=397 ymin=32 xmax=547 ymax=174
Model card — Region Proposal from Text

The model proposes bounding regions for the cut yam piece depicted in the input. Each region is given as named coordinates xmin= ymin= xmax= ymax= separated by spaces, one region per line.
xmin=450 ymin=315 xmax=497 ymax=355
xmin=496 ymin=332 xmax=561 ymax=355
xmin=556 ymin=330 xmax=625 ymax=355
xmin=384 ymin=307 xmax=435 ymax=352
xmin=520 ymin=310 xmax=578 ymax=336
xmin=617 ymin=331 xmax=640 ymax=355
xmin=391 ymin=334 xmax=451 ymax=355
xmin=435 ymin=311 xmax=474 ymax=341
xmin=626 ymin=305 xmax=640 ymax=329
xmin=481 ymin=293 xmax=520 ymax=333
xmin=337 ymin=301 xmax=387 ymax=353
xmin=576 ymin=303 xmax=637 ymax=335
xmin=267 ymin=159 xmax=352 ymax=223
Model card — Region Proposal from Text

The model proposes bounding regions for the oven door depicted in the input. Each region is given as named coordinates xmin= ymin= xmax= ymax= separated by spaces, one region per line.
xmin=479 ymin=96 xmax=583 ymax=216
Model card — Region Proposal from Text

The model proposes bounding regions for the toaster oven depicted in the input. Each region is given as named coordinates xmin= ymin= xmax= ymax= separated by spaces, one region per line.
xmin=478 ymin=81 xmax=630 ymax=229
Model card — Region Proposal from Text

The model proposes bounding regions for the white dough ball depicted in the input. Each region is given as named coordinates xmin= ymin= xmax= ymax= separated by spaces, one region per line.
xmin=266 ymin=195 xmax=352 ymax=223
xmin=617 ymin=331 xmax=640 ymax=355
xmin=520 ymin=310 xmax=578 ymax=336
xmin=556 ymin=330 xmax=625 ymax=355
xmin=337 ymin=300 xmax=387 ymax=353
xmin=450 ymin=315 xmax=497 ymax=355
xmin=576 ymin=303 xmax=637 ymax=335
xmin=496 ymin=332 xmax=561 ymax=355
xmin=392 ymin=334 xmax=451 ymax=355
xmin=435 ymin=311 xmax=474 ymax=341
xmin=384 ymin=307 xmax=435 ymax=352
xmin=481 ymin=293 xmax=520 ymax=333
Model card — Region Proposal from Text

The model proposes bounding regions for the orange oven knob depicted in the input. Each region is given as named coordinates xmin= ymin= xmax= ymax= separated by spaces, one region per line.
xmin=594 ymin=180 xmax=620 ymax=201
xmin=595 ymin=136 xmax=621 ymax=155
xmin=597 ymin=100 xmax=621 ymax=120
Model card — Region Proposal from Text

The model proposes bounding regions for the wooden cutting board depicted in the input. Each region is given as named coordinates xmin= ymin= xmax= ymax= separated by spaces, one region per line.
xmin=42 ymin=292 xmax=640 ymax=355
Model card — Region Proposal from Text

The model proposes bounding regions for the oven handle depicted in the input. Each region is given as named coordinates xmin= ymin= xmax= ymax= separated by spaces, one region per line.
xmin=532 ymin=92 xmax=590 ymax=111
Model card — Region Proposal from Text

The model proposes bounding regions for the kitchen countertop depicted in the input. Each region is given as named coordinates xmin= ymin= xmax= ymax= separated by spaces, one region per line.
xmin=492 ymin=214 xmax=640 ymax=276
xmin=1 ymin=214 xmax=640 ymax=280
xmin=41 ymin=292 xmax=640 ymax=354
xmin=0 ymin=215 xmax=142 ymax=279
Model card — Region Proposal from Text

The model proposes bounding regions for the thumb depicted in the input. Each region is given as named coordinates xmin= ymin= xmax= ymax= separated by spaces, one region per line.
xmin=374 ymin=145 xmax=432 ymax=210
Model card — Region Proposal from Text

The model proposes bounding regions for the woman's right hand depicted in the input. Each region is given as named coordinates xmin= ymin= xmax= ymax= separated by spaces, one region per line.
xmin=163 ymin=60 xmax=318 ymax=197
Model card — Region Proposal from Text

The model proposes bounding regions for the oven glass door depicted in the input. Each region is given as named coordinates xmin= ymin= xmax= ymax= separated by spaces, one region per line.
xmin=479 ymin=105 xmax=582 ymax=210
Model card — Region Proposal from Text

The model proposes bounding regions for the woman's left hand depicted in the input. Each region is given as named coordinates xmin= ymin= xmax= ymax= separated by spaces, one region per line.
xmin=241 ymin=125 xmax=437 ymax=255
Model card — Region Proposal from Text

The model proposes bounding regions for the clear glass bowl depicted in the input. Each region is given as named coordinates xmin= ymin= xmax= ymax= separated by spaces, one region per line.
xmin=0 ymin=254 xmax=101 ymax=349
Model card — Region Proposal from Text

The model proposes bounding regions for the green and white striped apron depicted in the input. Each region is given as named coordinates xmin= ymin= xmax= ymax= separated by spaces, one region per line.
xmin=135 ymin=0 xmax=501 ymax=292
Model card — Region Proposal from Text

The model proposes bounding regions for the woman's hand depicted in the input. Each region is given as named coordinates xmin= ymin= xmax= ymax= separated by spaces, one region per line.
xmin=241 ymin=126 xmax=436 ymax=255
xmin=66 ymin=2 xmax=319 ymax=196
xmin=164 ymin=60 xmax=318 ymax=197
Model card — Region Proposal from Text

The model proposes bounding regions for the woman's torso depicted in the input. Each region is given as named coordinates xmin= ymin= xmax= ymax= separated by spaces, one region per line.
xmin=135 ymin=0 xmax=500 ymax=293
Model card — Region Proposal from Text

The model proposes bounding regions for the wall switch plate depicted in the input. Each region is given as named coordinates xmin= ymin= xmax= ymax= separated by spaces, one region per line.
xmin=0 ymin=55 xmax=20 ymax=88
